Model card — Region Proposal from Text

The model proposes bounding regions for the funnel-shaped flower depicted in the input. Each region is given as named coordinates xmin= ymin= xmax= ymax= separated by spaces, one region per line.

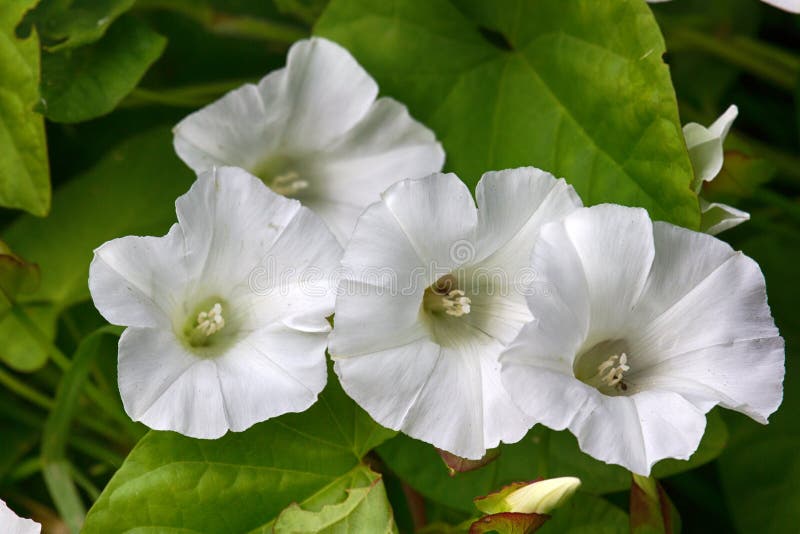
xmin=501 ymin=204 xmax=784 ymax=474
xmin=173 ymin=37 xmax=444 ymax=243
xmin=329 ymin=168 xmax=582 ymax=459
xmin=89 ymin=167 xmax=342 ymax=438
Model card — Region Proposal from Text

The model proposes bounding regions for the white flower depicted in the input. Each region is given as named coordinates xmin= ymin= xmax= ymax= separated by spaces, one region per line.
xmin=0 ymin=499 xmax=40 ymax=534
xmin=173 ymin=37 xmax=445 ymax=244
xmin=647 ymin=0 xmax=799 ymax=14
xmin=89 ymin=166 xmax=342 ymax=439
xmin=501 ymin=204 xmax=784 ymax=475
xmin=683 ymin=105 xmax=749 ymax=235
xmin=329 ymin=168 xmax=583 ymax=459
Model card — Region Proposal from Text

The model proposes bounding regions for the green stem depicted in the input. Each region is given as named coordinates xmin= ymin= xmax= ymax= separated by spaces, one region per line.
xmin=70 ymin=436 xmax=125 ymax=469
xmin=0 ymin=366 xmax=54 ymax=410
xmin=9 ymin=303 xmax=139 ymax=438
xmin=8 ymin=458 xmax=41 ymax=482
xmin=69 ymin=464 xmax=101 ymax=501
xmin=134 ymin=0 xmax=307 ymax=44
xmin=121 ymin=78 xmax=255 ymax=109
xmin=664 ymin=25 xmax=799 ymax=91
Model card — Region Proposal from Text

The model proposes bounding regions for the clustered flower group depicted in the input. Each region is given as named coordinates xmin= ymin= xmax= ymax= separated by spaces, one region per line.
xmin=89 ymin=37 xmax=784 ymax=476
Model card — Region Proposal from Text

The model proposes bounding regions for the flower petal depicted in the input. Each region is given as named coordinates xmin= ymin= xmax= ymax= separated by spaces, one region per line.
xmin=502 ymin=360 xmax=707 ymax=475
xmin=308 ymin=97 xmax=445 ymax=242
xmin=89 ymin=223 xmax=187 ymax=328
xmin=335 ymin=338 xmax=530 ymax=459
xmin=699 ymin=198 xmax=750 ymax=235
xmin=233 ymin=202 xmax=342 ymax=333
xmin=559 ymin=205 xmax=655 ymax=343
xmin=329 ymin=195 xmax=434 ymax=357
xmin=214 ymin=323 xmax=328 ymax=432
xmin=173 ymin=37 xmax=378 ymax=172
xmin=683 ymin=105 xmax=737 ymax=189
xmin=118 ymin=327 xmax=229 ymax=439
xmin=474 ymin=167 xmax=582 ymax=271
xmin=380 ymin=173 xmax=478 ymax=269
xmin=570 ymin=389 xmax=707 ymax=475
xmin=0 ymin=499 xmax=40 ymax=534
xmin=630 ymin=223 xmax=784 ymax=422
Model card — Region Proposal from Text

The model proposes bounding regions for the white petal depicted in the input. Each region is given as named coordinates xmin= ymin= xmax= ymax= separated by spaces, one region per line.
xmin=215 ymin=323 xmax=328 ymax=432
xmin=474 ymin=167 xmax=582 ymax=270
xmin=308 ymin=97 xmax=445 ymax=242
xmin=571 ymin=390 xmax=707 ymax=475
xmin=501 ymin=361 xmax=595 ymax=430
xmin=335 ymin=338 xmax=529 ymax=459
xmin=89 ymin=223 xmax=187 ymax=329
xmin=683 ymin=105 xmax=738 ymax=189
xmin=173 ymin=37 xmax=378 ymax=172
xmin=762 ymin=0 xmax=800 ymax=13
xmin=175 ymin=167 xmax=306 ymax=295
xmin=503 ymin=359 xmax=707 ymax=475
xmin=0 ymin=499 xmax=40 ymax=534
xmin=328 ymin=196 xmax=433 ymax=357
xmin=699 ymin=197 xmax=750 ymax=235
xmin=118 ymin=327 xmax=229 ymax=439
xmin=630 ymin=223 xmax=784 ymax=422
xmin=380 ymin=173 xmax=478 ymax=269
xmin=560 ymin=205 xmax=655 ymax=343
xmin=233 ymin=203 xmax=342 ymax=333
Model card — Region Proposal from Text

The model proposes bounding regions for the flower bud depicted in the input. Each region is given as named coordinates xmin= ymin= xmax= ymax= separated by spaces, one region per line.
xmin=474 ymin=477 xmax=581 ymax=515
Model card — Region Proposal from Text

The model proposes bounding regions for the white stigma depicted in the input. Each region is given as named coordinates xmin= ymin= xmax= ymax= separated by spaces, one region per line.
xmin=195 ymin=302 xmax=225 ymax=337
xmin=597 ymin=353 xmax=630 ymax=388
xmin=271 ymin=171 xmax=308 ymax=196
xmin=442 ymin=289 xmax=471 ymax=317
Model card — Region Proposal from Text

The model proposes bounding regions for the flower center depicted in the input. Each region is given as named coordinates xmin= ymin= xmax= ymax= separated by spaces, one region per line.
xmin=423 ymin=275 xmax=472 ymax=317
xmin=188 ymin=302 xmax=226 ymax=347
xmin=270 ymin=170 xmax=309 ymax=196
xmin=573 ymin=339 xmax=632 ymax=395
xmin=596 ymin=353 xmax=629 ymax=389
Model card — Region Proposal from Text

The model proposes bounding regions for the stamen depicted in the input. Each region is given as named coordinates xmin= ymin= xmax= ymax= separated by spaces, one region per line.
xmin=270 ymin=171 xmax=308 ymax=196
xmin=442 ymin=289 xmax=471 ymax=317
xmin=195 ymin=302 xmax=225 ymax=337
xmin=597 ymin=353 xmax=630 ymax=389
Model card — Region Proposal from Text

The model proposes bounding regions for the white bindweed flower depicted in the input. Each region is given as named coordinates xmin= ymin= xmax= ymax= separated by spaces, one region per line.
xmin=683 ymin=105 xmax=749 ymax=235
xmin=647 ymin=0 xmax=799 ymax=14
xmin=173 ymin=37 xmax=445 ymax=244
xmin=0 ymin=499 xmax=40 ymax=534
xmin=329 ymin=168 xmax=583 ymax=459
xmin=501 ymin=204 xmax=785 ymax=475
xmin=89 ymin=166 xmax=342 ymax=439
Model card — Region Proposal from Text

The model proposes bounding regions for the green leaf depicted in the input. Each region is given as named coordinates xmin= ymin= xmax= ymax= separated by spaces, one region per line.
xmin=0 ymin=0 xmax=50 ymax=216
xmin=83 ymin=376 xmax=396 ymax=532
xmin=41 ymin=326 xmax=121 ymax=533
xmin=41 ymin=16 xmax=167 ymax=123
xmin=379 ymin=411 xmax=727 ymax=513
xmin=273 ymin=466 xmax=398 ymax=533
xmin=0 ymin=126 xmax=194 ymax=371
xmin=22 ymin=0 xmax=135 ymax=51
xmin=315 ymin=0 xmax=699 ymax=228
xmin=0 ymin=240 xmax=40 ymax=300
xmin=543 ymin=493 xmax=629 ymax=534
